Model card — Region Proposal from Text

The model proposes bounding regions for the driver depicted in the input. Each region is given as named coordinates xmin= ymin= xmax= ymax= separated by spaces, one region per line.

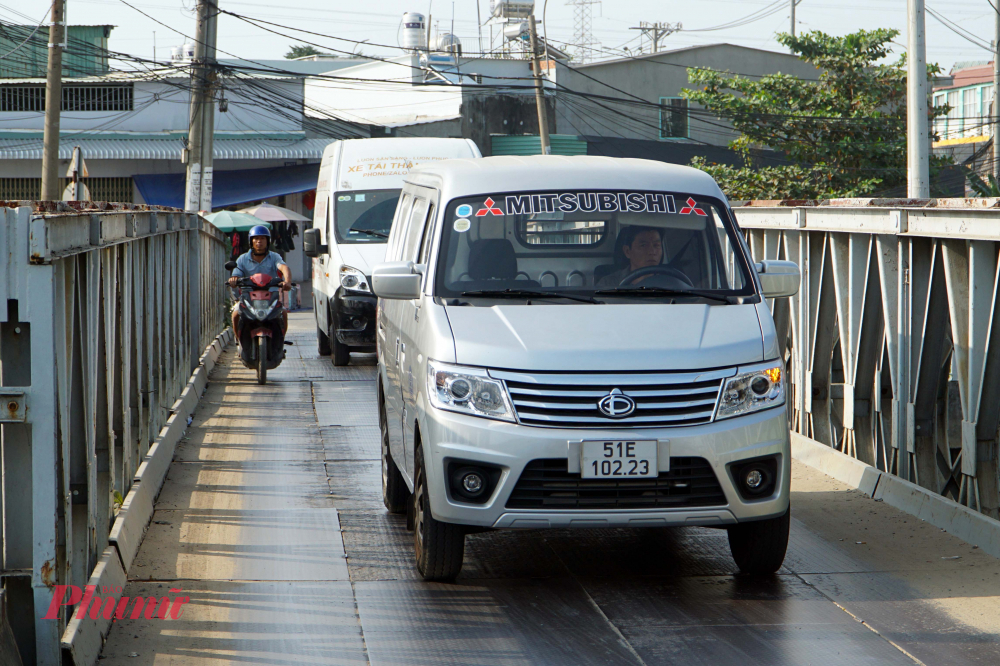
xmin=597 ymin=226 xmax=663 ymax=287
xmin=228 ymin=225 xmax=291 ymax=334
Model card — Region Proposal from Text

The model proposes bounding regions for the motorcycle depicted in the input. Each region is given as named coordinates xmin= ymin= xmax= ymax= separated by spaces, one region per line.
xmin=225 ymin=261 xmax=291 ymax=384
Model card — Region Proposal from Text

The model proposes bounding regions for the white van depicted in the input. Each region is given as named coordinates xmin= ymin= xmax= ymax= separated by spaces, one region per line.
xmin=303 ymin=138 xmax=481 ymax=364
xmin=371 ymin=156 xmax=800 ymax=581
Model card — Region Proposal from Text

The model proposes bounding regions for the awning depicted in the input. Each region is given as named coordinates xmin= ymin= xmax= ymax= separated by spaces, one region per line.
xmin=0 ymin=137 xmax=336 ymax=160
xmin=133 ymin=163 xmax=319 ymax=209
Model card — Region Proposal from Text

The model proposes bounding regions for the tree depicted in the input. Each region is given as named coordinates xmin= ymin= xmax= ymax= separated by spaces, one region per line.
xmin=681 ymin=29 xmax=949 ymax=200
xmin=285 ymin=44 xmax=326 ymax=59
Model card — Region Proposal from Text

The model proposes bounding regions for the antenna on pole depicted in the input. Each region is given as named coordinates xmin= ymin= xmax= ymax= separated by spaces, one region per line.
xmin=566 ymin=0 xmax=600 ymax=63
xmin=628 ymin=21 xmax=681 ymax=54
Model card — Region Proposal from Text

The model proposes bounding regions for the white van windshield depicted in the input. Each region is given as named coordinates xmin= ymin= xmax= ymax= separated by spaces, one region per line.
xmin=434 ymin=190 xmax=755 ymax=303
xmin=334 ymin=189 xmax=402 ymax=244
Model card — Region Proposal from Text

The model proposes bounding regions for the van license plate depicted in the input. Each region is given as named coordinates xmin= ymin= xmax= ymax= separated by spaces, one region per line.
xmin=581 ymin=440 xmax=657 ymax=479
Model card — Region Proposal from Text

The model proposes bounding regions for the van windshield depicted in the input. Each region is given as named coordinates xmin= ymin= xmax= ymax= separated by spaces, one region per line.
xmin=433 ymin=190 xmax=755 ymax=303
xmin=334 ymin=189 xmax=402 ymax=244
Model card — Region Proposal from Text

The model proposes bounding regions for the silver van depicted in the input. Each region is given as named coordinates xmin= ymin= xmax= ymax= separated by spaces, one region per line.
xmin=372 ymin=156 xmax=800 ymax=581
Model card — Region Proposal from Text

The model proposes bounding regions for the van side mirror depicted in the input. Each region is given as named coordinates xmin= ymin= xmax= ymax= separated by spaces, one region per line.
xmin=224 ymin=261 xmax=237 ymax=271
xmin=303 ymin=228 xmax=327 ymax=258
xmin=756 ymin=260 xmax=800 ymax=298
xmin=372 ymin=261 xmax=421 ymax=300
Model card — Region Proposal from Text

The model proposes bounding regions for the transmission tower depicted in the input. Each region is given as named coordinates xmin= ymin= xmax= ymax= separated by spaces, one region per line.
xmin=566 ymin=0 xmax=600 ymax=63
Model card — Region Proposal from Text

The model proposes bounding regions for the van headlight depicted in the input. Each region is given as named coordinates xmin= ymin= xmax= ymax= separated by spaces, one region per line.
xmin=427 ymin=360 xmax=515 ymax=422
xmin=340 ymin=265 xmax=370 ymax=293
xmin=716 ymin=362 xmax=784 ymax=420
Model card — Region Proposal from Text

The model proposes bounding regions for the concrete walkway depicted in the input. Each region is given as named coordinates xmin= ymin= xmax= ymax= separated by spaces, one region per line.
xmin=100 ymin=311 xmax=1000 ymax=665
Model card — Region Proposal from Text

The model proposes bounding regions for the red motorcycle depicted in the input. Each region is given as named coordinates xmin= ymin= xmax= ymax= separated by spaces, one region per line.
xmin=226 ymin=261 xmax=290 ymax=384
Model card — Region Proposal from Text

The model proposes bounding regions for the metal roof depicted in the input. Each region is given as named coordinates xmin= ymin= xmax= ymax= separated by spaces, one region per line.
xmin=0 ymin=137 xmax=338 ymax=160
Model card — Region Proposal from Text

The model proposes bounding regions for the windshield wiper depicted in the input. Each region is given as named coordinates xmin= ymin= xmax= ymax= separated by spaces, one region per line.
xmin=594 ymin=286 xmax=733 ymax=303
xmin=349 ymin=227 xmax=389 ymax=239
xmin=460 ymin=288 xmax=602 ymax=304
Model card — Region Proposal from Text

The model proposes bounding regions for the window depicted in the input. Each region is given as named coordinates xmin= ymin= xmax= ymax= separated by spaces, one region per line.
xmin=947 ymin=90 xmax=961 ymax=140
xmin=0 ymin=85 xmax=133 ymax=112
xmin=659 ymin=97 xmax=688 ymax=139
xmin=402 ymin=197 xmax=429 ymax=262
xmin=933 ymin=94 xmax=947 ymax=140
xmin=982 ymin=85 xmax=995 ymax=136
xmin=418 ymin=204 xmax=437 ymax=264
xmin=0 ymin=177 xmax=132 ymax=201
xmin=387 ymin=193 xmax=413 ymax=261
xmin=332 ymin=189 xmax=402 ymax=244
xmin=517 ymin=216 xmax=606 ymax=246
xmin=963 ymin=88 xmax=978 ymax=136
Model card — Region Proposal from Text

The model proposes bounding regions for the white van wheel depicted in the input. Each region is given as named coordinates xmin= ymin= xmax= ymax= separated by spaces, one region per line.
xmin=317 ymin=326 xmax=331 ymax=355
xmin=727 ymin=508 xmax=790 ymax=575
xmin=380 ymin=393 xmax=408 ymax=514
xmin=332 ymin=337 xmax=350 ymax=366
xmin=413 ymin=446 xmax=464 ymax=581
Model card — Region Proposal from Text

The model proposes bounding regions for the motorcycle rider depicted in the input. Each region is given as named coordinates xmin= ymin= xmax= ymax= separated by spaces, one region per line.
xmin=228 ymin=225 xmax=292 ymax=335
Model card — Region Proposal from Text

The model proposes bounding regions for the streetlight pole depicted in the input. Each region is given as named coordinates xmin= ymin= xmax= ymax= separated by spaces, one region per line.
xmin=41 ymin=0 xmax=66 ymax=200
xmin=528 ymin=16 xmax=551 ymax=155
xmin=907 ymin=0 xmax=930 ymax=197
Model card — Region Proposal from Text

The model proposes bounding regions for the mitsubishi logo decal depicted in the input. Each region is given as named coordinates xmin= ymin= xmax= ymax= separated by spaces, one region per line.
xmin=475 ymin=197 xmax=504 ymax=216
xmin=597 ymin=388 xmax=636 ymax=418
xmin=679 ymin=197 xmax=707 ymax=216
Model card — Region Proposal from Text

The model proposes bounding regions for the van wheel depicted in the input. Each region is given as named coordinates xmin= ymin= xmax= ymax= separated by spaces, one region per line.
xmin=727 ymin=507 xmax=790 ymax=575
xmin=317 ymin=326 xmax=331 ymax=356
xmin=413 ymin=446 xmax=464 ymax=581
xmin=381 ymin=395 xmax=408 ymax=514
xmin=332 ymin=337 xmax=350 ymax=366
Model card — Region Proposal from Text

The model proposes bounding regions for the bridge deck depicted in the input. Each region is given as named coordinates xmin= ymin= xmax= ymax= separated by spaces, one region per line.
xmin=98 ymin=312 xmax=1000 ymax=665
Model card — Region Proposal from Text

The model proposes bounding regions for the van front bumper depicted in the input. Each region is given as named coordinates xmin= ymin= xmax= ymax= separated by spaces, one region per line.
xmin=418 ymin=405 xmax=790 ymax=529
xmin=332 ymin=287 xmax=376 ymax=347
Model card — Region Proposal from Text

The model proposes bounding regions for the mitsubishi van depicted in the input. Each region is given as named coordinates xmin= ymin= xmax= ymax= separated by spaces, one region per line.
xmin=302 ymin=137 xmax=481 ymax=365
xmin=371 ymin=156 xmax=800 ymax=581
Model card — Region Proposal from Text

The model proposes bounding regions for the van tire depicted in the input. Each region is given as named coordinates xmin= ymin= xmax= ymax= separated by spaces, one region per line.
xmin=318 ymin=326 xmax=331 ymax=356
xmin=332 ymin=337 xmax=350 ymax=366
xmin=380 ymin=395 xmax=408 ymax=514
xmin=413 ymin=446 xmax=464 ymax=581
xmin=727 ymin=507 xmax=790 ymax=575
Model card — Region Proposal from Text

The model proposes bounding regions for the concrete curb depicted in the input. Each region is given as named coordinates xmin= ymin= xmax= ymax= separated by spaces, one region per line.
xmin=63 ymin=328 xmax=233 ymax=663
xmin=791 ymin=432 xmax=1000 ymax=560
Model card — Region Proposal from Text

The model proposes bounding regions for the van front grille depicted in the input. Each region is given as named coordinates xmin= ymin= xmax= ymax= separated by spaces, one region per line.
xmin=489 ymin=368 xmax=731 ymax=428
xmin=505 ymin=457 xmax=727 ymax=510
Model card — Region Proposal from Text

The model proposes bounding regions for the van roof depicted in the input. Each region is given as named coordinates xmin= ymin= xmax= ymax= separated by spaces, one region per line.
xmin=404 ymin=155 xmax=725 ymax=200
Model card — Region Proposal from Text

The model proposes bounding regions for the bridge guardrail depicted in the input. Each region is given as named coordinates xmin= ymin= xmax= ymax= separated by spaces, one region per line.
xmin=0 ymin=202 xmax=228 ymax=664
xmin=735 ymin=197 xmax=1000 ymax=527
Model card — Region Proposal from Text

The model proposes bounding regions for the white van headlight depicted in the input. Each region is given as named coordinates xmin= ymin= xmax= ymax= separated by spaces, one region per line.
xmin=427 ymin=360 xmax=515 ymax=422
xmin=340 ymin=265 xmax=370 ymax=293
xmin=716 ymin=362 xmax=784 ymax=420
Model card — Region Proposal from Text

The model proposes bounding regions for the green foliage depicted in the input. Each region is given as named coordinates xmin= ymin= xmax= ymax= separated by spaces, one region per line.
xmin=681 ymin=29 xmax=950 ymax=199
xmin=965 ymin=169 xmax=1000 ymax=197
xmin=285 ymin=44 xmax=325 ymax=59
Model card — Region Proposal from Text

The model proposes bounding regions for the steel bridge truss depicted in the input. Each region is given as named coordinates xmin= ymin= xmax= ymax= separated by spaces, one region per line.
xmin=0 ymin=203 xmax=227 ymax=664
xmin=737 ymin=202 xmax=1000 ymax=522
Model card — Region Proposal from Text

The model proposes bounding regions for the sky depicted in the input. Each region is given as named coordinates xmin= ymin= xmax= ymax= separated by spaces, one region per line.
xmin=6 ymin=0 xmax=1000 ymax=73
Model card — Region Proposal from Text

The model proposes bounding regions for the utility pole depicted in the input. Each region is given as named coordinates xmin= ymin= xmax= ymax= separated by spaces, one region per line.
xmin=528 ymin=16 xmax=551 ymax=155
xmin=41 ymin=0 xmax=66 ymax=200
xmin=790 ymin=0 xmax=795 ymax=37
xmin=628 ymin=21 xmax=681 ymax=54
xmin=906 ymin=0 xmax=930 ymax=197
xmin=184 ymin=0 xmax=219 ymax=212
xmin=993 ymin=6 xmax=1000 ymax=182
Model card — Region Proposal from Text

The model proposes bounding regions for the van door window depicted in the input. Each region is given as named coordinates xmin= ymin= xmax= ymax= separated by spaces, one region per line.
xmin=403 ymin=198 xmax=428 ymax=263
xmin=418 ymin=204 xmax=437 ymax=264
xmin=387 ymin=194 xmax=413 ymax=261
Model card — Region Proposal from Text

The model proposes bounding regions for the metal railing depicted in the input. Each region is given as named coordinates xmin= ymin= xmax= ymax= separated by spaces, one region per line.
xmin=735 ymin=198 xmax=1000 ymax=523
xmin=0 ymin=202 xmax=227 ymax=664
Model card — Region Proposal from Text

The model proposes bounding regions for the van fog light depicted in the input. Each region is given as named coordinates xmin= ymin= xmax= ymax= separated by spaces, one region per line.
xmin=462 ymin=472 xmax=484 ymax=494
xmin=745 ymin=469 xmax=763 ymax=489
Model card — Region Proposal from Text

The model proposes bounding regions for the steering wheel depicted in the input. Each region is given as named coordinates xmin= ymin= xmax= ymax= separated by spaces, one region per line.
xmin=619 ymin=265 xmax=694 ymax=288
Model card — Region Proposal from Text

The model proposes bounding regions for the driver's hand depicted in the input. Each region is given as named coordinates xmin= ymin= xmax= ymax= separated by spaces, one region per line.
xmin=228 ymin=276 xmax=239 ymax=286
xmin=282 ymin=281 xmax=292 ymax=292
